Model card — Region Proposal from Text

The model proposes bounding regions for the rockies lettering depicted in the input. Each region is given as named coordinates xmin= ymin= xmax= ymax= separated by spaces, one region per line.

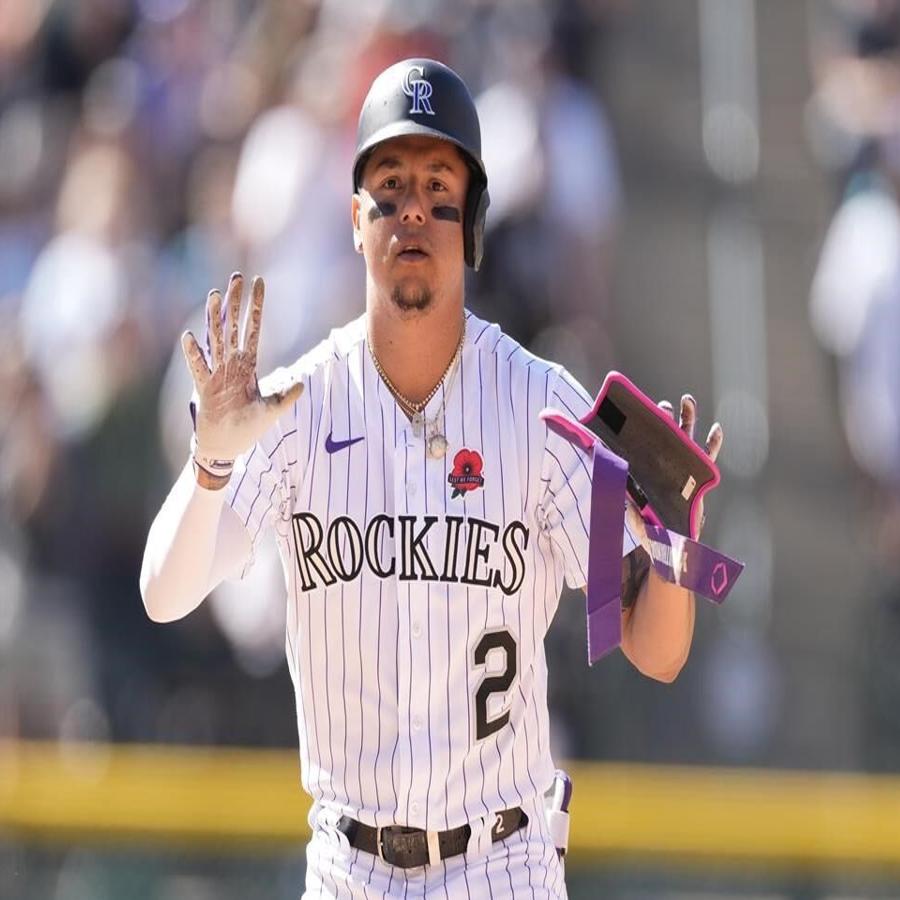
xmin=291 ymin=512 xmax=530 ymax=594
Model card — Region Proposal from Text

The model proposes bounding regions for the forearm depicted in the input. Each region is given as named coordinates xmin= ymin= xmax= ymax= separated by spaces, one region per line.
xmin=139 ymin=461 xmax=242 ymax=622
xmin=621 ymin=565 xmax=695 ymax=682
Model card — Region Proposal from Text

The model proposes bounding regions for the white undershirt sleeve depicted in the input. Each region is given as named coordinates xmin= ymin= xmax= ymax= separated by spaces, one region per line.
xmin=139 ymin=460 xmax=252 ymax=623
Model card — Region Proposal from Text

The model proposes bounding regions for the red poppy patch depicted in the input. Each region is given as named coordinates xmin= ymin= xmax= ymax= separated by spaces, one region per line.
xmin=448 ymin=448 xmax=485 ymax=498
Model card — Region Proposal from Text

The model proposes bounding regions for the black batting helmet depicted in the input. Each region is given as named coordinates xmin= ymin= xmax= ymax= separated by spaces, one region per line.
xmin=352 ymin=58 xmax=490 ymax=270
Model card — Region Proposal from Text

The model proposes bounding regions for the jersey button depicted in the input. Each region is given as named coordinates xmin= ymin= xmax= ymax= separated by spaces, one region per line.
xmin=412 ymin=715 xmax=423 ymax=731
xmin=410 ymin=802 xmax=420 ymax=817
xmin=411 ymin=621 xmax=422 ymax=638
xmin=407 ymin=481 xmax=417 ymax=496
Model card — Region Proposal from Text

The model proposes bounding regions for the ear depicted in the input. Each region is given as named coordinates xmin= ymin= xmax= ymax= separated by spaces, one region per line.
xmin=351 ymin=193 xmax=363 ymax=254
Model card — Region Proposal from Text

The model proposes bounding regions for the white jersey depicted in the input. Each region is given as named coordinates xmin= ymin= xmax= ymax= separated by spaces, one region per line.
xmin=226 ymin=310 xmax=637 ymax=831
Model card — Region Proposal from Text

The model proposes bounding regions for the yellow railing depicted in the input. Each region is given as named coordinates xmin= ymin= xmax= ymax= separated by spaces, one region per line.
xmin=2 ymin=741 xmax=900 ymax=870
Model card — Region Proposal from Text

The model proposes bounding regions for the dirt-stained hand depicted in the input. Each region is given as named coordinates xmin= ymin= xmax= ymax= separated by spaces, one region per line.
xmin=180 ymin=273 xmax=304 ymax=471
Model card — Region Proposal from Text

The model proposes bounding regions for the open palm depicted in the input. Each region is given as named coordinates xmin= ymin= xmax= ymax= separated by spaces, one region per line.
xmin=181 ymin=272 xmax=304 ymax=469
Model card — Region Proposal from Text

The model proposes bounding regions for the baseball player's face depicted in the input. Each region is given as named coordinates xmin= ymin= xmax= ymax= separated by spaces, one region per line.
xmin=352 ymin=135 xmax=468 ymax=314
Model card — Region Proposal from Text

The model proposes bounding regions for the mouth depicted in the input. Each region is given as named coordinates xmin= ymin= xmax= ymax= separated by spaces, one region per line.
xmin=395 ymin=243 xmax=430 ymax=263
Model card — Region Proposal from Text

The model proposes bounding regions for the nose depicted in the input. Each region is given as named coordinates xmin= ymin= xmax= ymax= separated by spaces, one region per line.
xmin=398 ymin=182 xmax=427 ymax=226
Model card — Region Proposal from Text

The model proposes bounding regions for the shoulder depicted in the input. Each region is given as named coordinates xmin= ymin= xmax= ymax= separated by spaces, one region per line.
xmin=465 ymin=310 xmax=589 ymax=395
xmin=465 ymin=310 xmax=555 ymax=378
xmin=464 ymin=311 xmax=596 ymax=423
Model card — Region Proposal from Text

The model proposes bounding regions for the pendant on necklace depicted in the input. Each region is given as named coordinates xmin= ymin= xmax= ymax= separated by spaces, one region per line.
xmin=427 ymin=433 xmax=448 ymax=460
xmin=411 ymin=412 xmax=425 ymax=436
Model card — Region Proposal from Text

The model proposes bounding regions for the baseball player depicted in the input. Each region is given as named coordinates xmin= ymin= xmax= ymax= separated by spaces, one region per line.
xmin=141 ymin=59 xmax=724 ymax=898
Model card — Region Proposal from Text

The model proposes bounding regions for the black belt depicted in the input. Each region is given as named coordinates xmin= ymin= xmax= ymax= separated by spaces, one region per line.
xmin=337 ymin=807 xmax=527 ymax=869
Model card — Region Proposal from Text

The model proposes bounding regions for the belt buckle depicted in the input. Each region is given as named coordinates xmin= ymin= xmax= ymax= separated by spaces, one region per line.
xmin=376 ymin=824 xmax=439 ymax=869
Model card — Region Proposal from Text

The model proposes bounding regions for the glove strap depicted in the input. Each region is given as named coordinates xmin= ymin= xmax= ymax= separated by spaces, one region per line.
xmin=642 ymin=523 xmax=742 ymax=603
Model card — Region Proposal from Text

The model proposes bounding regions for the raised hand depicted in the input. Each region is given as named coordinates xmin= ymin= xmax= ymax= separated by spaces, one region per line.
xmin=623 ymin=392 xmax=725 ymax=604
xmin=181 ymin=272 xmax=304 ymax=483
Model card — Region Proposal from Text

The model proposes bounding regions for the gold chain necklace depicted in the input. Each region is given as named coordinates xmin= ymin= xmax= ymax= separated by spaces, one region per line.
xmin=368 ymin=323 xmax=465 ymax=416
xmin=368 ymin=322 xmax=465 ymax=459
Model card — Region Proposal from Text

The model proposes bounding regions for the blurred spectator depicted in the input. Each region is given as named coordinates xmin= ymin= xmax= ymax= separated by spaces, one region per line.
xmin=808 ymin=3 xmax=900 ymax=565
xmin=811 ymin=148 xmax=900 ymax=496
xmin=808 ymin=0 xmax=900 ymax=771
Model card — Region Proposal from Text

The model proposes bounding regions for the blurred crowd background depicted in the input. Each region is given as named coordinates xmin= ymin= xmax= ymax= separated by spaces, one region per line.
xmin=2 ymin=0 xmax=900 ymax=896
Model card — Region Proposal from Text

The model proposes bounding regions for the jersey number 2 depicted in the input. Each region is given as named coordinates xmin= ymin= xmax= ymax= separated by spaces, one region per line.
xmin=473 ymin=629 xmax=517 ymax=740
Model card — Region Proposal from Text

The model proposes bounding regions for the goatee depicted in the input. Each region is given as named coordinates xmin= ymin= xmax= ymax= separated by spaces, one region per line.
xmin=392 ymin=285 xmax=432 ymax=312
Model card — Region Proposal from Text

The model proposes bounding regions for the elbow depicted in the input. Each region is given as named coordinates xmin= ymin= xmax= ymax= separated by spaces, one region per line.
xmin=646 ymin=662 xmax=683 ymax=684
xmin=141 ymin=590 xmax=184 ymax=625
xmin=143 ymin=599 xmax=176 ymax=625
xmin=139 ymin=559 xmax=180 ymax=624
xmin=140 ymin=573 xmax=166 ymax=624
xmin=642 ymin=648 xmax=690 ymax=683
xmin=622 ymin=632 xmax=690 ymax=683
xmin=623 ymin=650 xmax=686 ymax=684
xmin=621 ymin=625 xmax=690 ymax=684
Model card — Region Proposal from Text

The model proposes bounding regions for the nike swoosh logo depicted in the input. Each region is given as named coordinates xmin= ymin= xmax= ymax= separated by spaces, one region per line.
xmin=325 ymin=431 xmax=365 ymax=454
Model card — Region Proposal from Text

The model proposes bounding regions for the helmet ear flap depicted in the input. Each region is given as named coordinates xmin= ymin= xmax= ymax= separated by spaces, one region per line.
xmin=464 ymin=183 xmax=490 ymax=271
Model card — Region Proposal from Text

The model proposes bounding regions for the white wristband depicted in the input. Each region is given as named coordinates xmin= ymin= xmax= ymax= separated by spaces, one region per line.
xmin=190 ymin=433 xmax=235 ymax=477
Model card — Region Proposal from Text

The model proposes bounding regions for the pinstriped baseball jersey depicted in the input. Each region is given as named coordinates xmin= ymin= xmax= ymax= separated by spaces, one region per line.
xmin=226 ymin=309 xmax=638 ymax=830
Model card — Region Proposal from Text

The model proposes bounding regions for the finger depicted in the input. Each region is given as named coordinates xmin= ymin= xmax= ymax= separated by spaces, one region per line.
xmin=706 ymin=422 xmax=724 ymax=462
xmin=181 ymin=330 xmax=211 ymax=389
xmin=679 ymin=394 xmax=697 ymax=440
xmin=263 ymin=380 xmax=305 ymax=423
xmin=225 ymin=271 xmax=243 ymax=354
xmin=243 ymin=275 xmax=265 ymax=363
xmin=658 ymin=400 xmax=675 ymax=420
xmin=207 ymin=289 xmax=224 ymax=368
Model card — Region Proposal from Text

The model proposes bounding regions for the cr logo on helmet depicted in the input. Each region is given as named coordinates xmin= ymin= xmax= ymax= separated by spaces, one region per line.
xmin=402 ymin=65 xmax=435 ymax=116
